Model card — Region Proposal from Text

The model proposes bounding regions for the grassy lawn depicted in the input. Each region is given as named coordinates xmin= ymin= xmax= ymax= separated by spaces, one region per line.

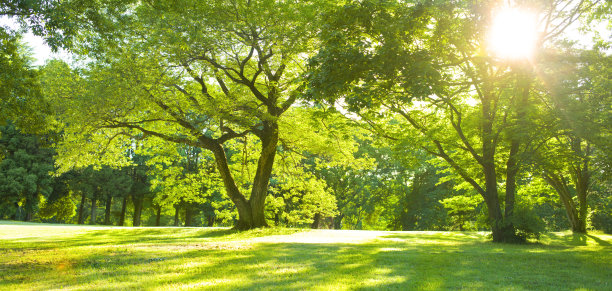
xmin=0 ymin=221 xmax=610 ymax=290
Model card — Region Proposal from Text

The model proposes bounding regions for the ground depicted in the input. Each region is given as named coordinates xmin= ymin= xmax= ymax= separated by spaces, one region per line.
xmin=0 ymin=221 xmax=610 ymax=290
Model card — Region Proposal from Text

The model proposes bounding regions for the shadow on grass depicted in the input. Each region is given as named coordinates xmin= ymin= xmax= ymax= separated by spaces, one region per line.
xmin=0 ymin=228 xmax=240 ymax=249
xmin=1 ymin=231 xmax=610 ymax=290
xmin=544 ymin=232 xmax=612 ymax=247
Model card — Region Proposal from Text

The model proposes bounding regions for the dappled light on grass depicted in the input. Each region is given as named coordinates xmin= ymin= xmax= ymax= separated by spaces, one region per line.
xmin=1 ymin=223 xmax=610 ymax=290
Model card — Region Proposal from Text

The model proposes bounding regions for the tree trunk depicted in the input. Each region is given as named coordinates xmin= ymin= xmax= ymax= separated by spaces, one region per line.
xmin=78 ymin=192 xmax=86 ymax=224
xmin=174 ymin=205 xmax=180 ymax=226
xmin=132 ymin=196 xmax=142 ymax=227
xmin=204 ymin=122 xmax=279 ymax=230
xmin=311 ymin=213 xmax=321 ymax=229
xmin=247 ymin=125 xmax=278 ymax=229
xmin=505 ymin=141 xmax=520 ymax=223
xmin=333 ymin=214 xmax=344 ymax=229
xmin=104 ymin=196 xmax=112 ymax=225
xmin=571 ymin=139 xmax=589 ymax=234
xmin=185 ymin=204 xmax=194 ymax=227
xmin=207 ymin=215 xmax=214 ymax=227
xmin=119 ymin=196 xmax=127 ymax=226
xmin=504 ymin=70 xmax=529 ymax=229
xmin=90 ymin=196 xmax=97 ymax=225
xmin=155 ymin=205 xmax=161 ymax=227
xmin=481 ymin=93 xmax=518 ymax=243
xmin=544 ymin=173 xmax=580 ymax=229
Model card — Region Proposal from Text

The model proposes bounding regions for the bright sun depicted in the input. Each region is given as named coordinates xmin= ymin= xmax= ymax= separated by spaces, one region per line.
xmin=488 ymin=8 xmax=539 ymax=60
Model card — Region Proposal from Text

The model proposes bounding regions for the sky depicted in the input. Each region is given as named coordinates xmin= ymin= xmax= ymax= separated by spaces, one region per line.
xmin=0 ymin=16 xmax=71 ymax=67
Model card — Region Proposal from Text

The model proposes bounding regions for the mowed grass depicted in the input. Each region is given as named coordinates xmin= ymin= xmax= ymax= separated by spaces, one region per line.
xmin=0 ymin=221 xmax=610 ymax=290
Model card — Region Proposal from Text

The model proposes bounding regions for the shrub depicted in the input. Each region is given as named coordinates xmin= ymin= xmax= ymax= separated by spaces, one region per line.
xmin=512 ymin=205 xmax=546 ymax=240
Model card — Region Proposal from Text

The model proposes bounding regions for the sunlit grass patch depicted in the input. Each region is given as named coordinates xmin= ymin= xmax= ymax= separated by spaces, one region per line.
xmin=0 ymin=221 xmax=610 ymax=290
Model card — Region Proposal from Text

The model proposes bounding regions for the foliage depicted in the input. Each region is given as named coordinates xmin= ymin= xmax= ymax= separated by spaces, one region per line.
xmin=0 ymin=123 xmax=54 ymax=220
xmin=38 ymin=194 xmax=76 ymax=222
xmin=511 ymin=204 xmax=546 ymax=240
xmin=307 ymin=0 xmax=609 ymax=241
xmin=0 ymin=28 xmax=46 ymax=130
xmin=40 ymin=0 xmax=334 ymax=229
xmin=440 ymin=195 xmax=482 ymax=231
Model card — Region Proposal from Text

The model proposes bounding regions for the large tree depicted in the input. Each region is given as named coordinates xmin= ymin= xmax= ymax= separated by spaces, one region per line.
xmin=307 ymin=0 xmax=603 ymax=242
xmin=535 ymin=47 xmax=611 ymax=233
xmin=44 ymin=0 xmax=326 ymax=229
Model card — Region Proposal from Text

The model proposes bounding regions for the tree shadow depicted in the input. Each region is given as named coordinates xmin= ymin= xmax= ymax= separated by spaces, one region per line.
xmin=1 ymin=230 xmax=610 ymax=290
xmin=586 ymin=234 xmax=611 ymax=246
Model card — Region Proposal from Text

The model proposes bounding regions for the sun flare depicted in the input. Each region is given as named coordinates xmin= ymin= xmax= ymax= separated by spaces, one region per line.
xmin=488 ymin=8 xmax=539 ymax=60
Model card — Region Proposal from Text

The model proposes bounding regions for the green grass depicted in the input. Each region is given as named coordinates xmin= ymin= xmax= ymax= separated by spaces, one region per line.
xmin=0 ymin=221 xmax=610 ymax=290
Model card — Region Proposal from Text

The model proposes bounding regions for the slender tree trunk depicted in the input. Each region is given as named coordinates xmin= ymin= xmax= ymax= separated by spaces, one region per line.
xmin=78 ymin=192 xmax=86 ymax=224
xmin=174 ymin=205 xmax=180 ymax=226
xmin=311 ymin=213 xmax=321 ymax=229
xmin=185 ymin=204 xmax=194 ymax=227
xmin=333 ymin=214 xmax=344 ymax=229
xmin=90 ymin=196 xmax=97 ymax=225
xmin=104 ymin=196 xmax=112 ymax=225
xmin=89 ymin=195 xmax=97 ymax=225
xmin=274 ymin=212 xmax=280 ymax=226
xmin=545 ymin=173 xmax=581 ymax=231
xmin=207 ymin=215 xmax=214 ymax=227
xmin=505 ymin=141 xmax=520 ymax=222
xmin=119 ymin=196 xmax=127 ymax=226
xmin=571 ymin=139 xmax=589 ymax=233
xmin=132 ymin=196 xmax=142 ymax=227
xmin=155 ymin=205 xmax=161 ymax=227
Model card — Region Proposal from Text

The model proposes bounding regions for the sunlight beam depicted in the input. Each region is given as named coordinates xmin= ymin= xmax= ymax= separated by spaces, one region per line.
xmin=487 ymin=8 xmax=539 ymax=60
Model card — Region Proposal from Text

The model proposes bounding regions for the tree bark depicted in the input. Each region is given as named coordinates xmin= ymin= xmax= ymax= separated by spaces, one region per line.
xmin=90 ymin=196 xmax=97 ymax=225
xmin=104 ymin=196 xmax=112 ymax=225
xmin=332 ymin=213 xmax=344 ymax=229
xmin=119 ymin=196 xmax=127 ymax=226
xmin=155 ymin=205 xmax=161 ymax=226
xmin=504 ymin=70 xmax=529 ymax=228
xmin=185 ymin=204 xmax=194 ymax=227
xmin=247 ymin=124 xmax=278 ymax=229
xmin=211 ymin=145 xmax=255 ymax=230
xmin=311 ymin=213 xmax=321 ymax=229
xmin=174 ymin=204 xmax=180 ymax=226
xmin=505 ymin=141 xmax=520 ymax=223
xmin=571 ymin=139 xmax=589 ymax=233
xmin=481 ymin=90 xmax=518 ymax=243
xmin=132 ymin=195 xmax=142 ymax=227
xmin=207 ymin=122 xmax=278 ymax=230
xmin=78 ymin=192 xmax=86 ymax=224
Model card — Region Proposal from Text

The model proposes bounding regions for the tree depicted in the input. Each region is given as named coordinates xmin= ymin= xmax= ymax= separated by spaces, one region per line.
xmin=0 ymin=122 xmax=54 ymax=220
xmin=535 ymin=47 xmax=611 ymax=233
xmin=307 ymin=0 xmax=603 ymax=242
xmin=0 ymin=28 xmax=45 ymax=130
xmin=45 ymin=0 xmax=327 ymax=230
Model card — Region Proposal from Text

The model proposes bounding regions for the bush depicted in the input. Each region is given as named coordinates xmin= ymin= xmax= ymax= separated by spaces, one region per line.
xmin=512 ymin=205 xmax=546 ymax=240
xmin=590 ymin=210 xmax=612 ymax=234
